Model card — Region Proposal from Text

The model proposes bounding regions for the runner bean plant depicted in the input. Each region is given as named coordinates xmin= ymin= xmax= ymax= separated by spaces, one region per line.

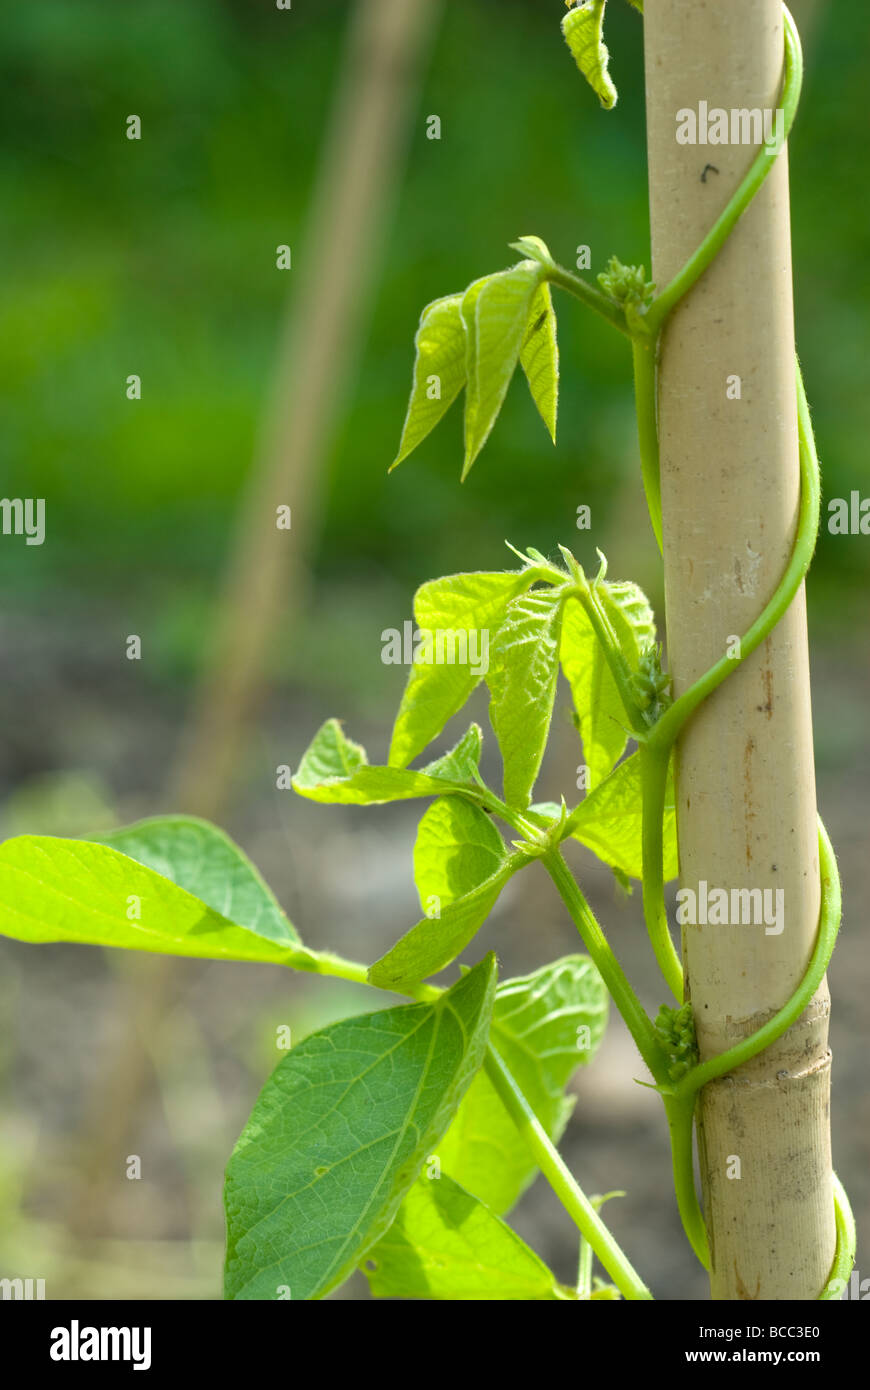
xmin=0 ymin=0 xmax=855 ymax=1300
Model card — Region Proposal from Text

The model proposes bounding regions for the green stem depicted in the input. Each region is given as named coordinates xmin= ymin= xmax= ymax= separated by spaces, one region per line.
xmin=639 ymin=742 xmax=684 ymax=1001
xmin=673 ymin=819 xmax=840 ymax=1102
xmin=548 ymin=264 xmax=631 ymax=337
xmin=644 ymin=6 xmax=803 ymax=335
xmin=483 ymin=1045 xmax=653 ymax=1300
xmin=648 ymin=356 xmax=820 ymax=761
xmin=632 ymin=335 xmax=663 ymax=554
xmin=299 ymin=949 xmax=441 ymax=1001
xmin=542 ymin=847 xmax=669 ymax=1084
xmin=663 ymin=1095 xmax=710 ymax=1270
xmin=820 ymin=1175 xmax=857 ymax=1299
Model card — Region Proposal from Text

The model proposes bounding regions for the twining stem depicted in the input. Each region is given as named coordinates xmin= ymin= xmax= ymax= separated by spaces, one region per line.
xmin=662 ymin=1095 xmax=710 ymax=1269
xmin=672 ymin=819 xmax=840 ymax=1103
xmin=646 ymin=359 xmax=820 ymax=763
xmin=820 ymin=1175 xmax=858 ymax=1300
xmin=656 ymin=819 xmax=844 ymax=1280
xmin=643 ymin=6 xmax=803 ymax=335
xmin=295 ymin=943 xmax=650 ymax=1300
xmin=483 ymin=1045 xmax=653 ymax=1300
xmin=631 ymin=336 xmax=663 ymax=554
xmin=638 ymin=741 xmax=684 ymax=1001
xmin=559 ymin=2 xmax=846 ymax=1286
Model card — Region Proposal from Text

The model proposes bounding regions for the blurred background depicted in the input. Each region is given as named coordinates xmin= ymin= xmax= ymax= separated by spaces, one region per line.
xmin=0 ymin=0 xmax=867 ymax=1300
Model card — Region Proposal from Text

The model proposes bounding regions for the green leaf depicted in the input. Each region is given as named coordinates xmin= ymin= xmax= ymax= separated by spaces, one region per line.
xmin=293 ymin=720 xmax=477 ymax=805
xmin=98 ymin=815 xmax=302 ymax=946
xmin=388 ymin=569 xmax=538 ymax=769
xmin=368 ymin=858 xmax=520 ymax=992
xmin=438 ymin=956 xmax=608 ymax=1213
xmin=363 ymin=1171 xmax=571 ymax=1300
xmin=392 ymin=295 xmax=466 ymax=469
xmin=414 ymin=796 xmax=506 ymax=916
xmin=420 ymin=723 xmax=483 ymax=784
xmin=560 ymin=595 xmax=628 ymax=788
xmin=488 ymin=589 xmax=564 ymax=808
xmin=508 ymin=234 xmax=556 ymax=269
xmin=0 ymin=834 xmax=313 ymax=968
xmin=224 ymin=955 xmax=497 ymax=1301
xmin=462 ymin=262 xmax=546 ymax=478
xmin=562 ymin=1 xmax=618 ymax=111
xmin=565 ymin=749 xmax=679 ymax=882
xmin=595 ymin=574 xmax=656 ymax=672
xmin=520 ymin=281 xmax=559 ymax=444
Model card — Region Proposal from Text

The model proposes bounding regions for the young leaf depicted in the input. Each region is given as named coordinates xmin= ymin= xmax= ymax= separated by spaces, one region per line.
xmin=388 ymin=569 xmax=538 ymax=769
xmin=565 ymin=749 xmax=679 ymax=881
xmin=595 ymin=575 xmax=656 ymax=672
xmin=462 ymin=262 xmax=546 ymax=478
xmin=224 ymin=955 xmax=497 ymax=1301
xmin=414 ymin=796 xmax=507 ymax=916
xmin=420 ymin=723 xmax=483 ymax=784
xmin=293 ymin=719 xmax=477 ymax=805
xmin=368 ymin=857 xmax=520 ymax=992
xmin=520 ymin=281 xmax=559 ymax=443
xmin=562 ymin=1 xmax=618 ymax=111
xmin=508 ymin=234 xmax=556 ymax=269
xmin=560 ymin=595 xmax=628 ymax=788
xmin=98 ymin=815 xmax=302 ymax=947
xmin=0 ymin=834 xmax=313 ymax=968
xmin=488 ymin=589 xmax=564 ymax=808
xmin=362 ymin=1171 xmax=572 ymax=1300
xmin=392 ymin=294 xmax=466 ymax=469
xmin=438 ymin=956 xmax=608 ymax=1213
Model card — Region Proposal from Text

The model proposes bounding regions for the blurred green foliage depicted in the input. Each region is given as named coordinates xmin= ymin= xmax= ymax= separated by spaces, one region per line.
xmin=1 ymin=0 xmax=867 ymax=659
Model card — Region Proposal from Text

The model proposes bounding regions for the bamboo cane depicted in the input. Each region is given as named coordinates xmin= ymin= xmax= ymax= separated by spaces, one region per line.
xmin=643 ymin=0 xmax=834 ymax=1298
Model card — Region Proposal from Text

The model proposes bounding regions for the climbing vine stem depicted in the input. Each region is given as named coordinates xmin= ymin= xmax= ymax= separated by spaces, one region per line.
xmin=538 ymin=2 xmax=852 ymax=1294
xmin=620 ymin=2 xmax=849 ymax=1293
